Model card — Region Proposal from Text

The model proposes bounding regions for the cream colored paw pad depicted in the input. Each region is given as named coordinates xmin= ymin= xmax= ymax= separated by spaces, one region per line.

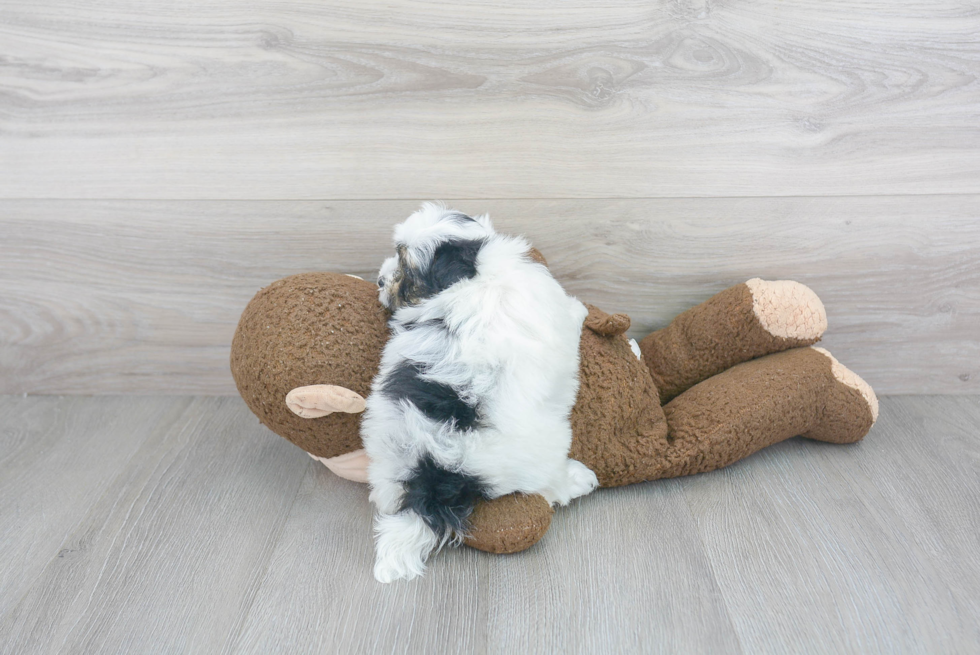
xmin=746 ymin=278 xmax=828 ymax=341
xmin=811 ymin=347 xmax=880 ymax=423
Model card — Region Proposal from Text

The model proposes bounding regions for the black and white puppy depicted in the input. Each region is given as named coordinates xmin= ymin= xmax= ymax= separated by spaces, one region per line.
xmin=363 ymin=203 xmax=598 ymax=583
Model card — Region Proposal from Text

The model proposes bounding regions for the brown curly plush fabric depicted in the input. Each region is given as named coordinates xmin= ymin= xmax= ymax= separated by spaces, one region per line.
xmin=463 ymin=494 xmax=554 ymax=553
xmin=568 ymin=305 xmax=872 ymax=487
xmin=583 ymin=306 xmax=632 ymax=337
xmin=526 ymin=247 xmax=548 ymax=267
xmin=657 ymin=347 xmax=874 ymax=478
xmin=230 ymin=273 xmax=388 ymax=458
xmin=639 ymin=283 xmax=818 ymax=403
xmin=569 ymin=305 xmax=670 ymax=488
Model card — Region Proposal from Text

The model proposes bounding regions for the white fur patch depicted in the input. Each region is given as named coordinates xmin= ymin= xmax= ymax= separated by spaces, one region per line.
xmin=629 ymin=338 xmax=642 ymax=361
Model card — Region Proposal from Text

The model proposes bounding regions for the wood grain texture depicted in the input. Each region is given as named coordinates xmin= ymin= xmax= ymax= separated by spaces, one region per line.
xmin=831 ymin=396 xmax=980 ymax=645
xmin=682 ymin=395 xmax=980 ymax=653
xmin=0 ymin=396 xmax=190 ymax=618
xmin=1 ymin=395 xmax=978 ymax=653
xmin=1 ymin=0 xmax=978 ymax=199
xmin=232 ymin=461 xmax=740 ymax=654
xmin=2 ymin=197 xmax=977 ymax=395
xmin=484 ymin=481 xmax=741 ymax=654
xmin=0 ymin=396 xmax=309 ymax=654
xmin=230 ymin=459 xmax=491 ymax=654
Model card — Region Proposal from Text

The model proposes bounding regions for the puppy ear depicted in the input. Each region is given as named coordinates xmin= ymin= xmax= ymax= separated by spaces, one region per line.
xmin=285 ymin=385 xmax=366 ymax=418
xmin=445 ymin=211 xmax=477 ymax=224
xmin=425 ymin=239 xmax=484 ymax=294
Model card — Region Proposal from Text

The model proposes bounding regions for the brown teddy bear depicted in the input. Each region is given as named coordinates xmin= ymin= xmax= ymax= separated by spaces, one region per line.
xmin=230 ymin=254 xmax=878 ymax=554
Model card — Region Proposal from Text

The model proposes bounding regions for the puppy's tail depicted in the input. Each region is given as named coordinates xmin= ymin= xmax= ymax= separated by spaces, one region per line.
xmin=400 ymin=454 xmax=490 ymax=543
xmin=374 ymin=455 xmax=488 ymax=583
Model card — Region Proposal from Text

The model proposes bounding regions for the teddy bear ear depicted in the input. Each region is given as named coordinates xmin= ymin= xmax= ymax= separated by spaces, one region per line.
xmin=526 ymin=247 xmax=549 ymax=268
xmin=583 ymin=305 xmax=631 ymax=337
xmin=285 ymin=385 xmax=367 ymax=419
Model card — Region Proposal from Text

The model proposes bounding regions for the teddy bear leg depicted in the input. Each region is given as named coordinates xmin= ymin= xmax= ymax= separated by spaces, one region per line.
xmin=658 ymin=347 xmax=876 ymax=479
xmin=801 ymin=347 xmax=880 ymax=444
xmin=639 ymin=279 xmax=828 ymax=403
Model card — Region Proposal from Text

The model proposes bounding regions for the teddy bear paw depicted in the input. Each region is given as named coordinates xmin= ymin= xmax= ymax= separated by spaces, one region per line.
xmin=746 ymin=278 xmax=828 ymax=342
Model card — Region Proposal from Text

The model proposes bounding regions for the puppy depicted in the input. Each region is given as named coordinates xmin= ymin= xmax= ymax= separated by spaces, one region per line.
xmin=362 ymin=203 xmax=598 ymax=583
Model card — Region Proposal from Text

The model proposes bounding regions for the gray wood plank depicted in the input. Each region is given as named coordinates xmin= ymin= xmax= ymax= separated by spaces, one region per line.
xmin=682 ymin=396 xmax=980 ymax=653
xmin=0 ymin=396 xmax=190 ymax=618
xmin=485 ymin=482 xmax=742 ymax=655
xmin=0 ymin=396 xmax=308 ymax=654
xmin=231 ymin=458 xmax=739 ymax=654
xmin=821 ymin=396 xmax=980 ymax=644
xmin=229 ymin=463 xmax=490 ymax=654
xmin=1 ymin=395 xmax=978 ymax=653
xmin=2 ymin=196 xmax=977 ymax=395
xmin=1 ymin=1 xmax=978 ymax=199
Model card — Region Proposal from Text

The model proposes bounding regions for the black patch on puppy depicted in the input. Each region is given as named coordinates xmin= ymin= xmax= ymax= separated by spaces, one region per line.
xmin=382 ymin=360 xmax=479 ymax=430
xmin=396 ymin=238 xmax=485 ymax=307
xmin=399 ymin=454 xmax=489 ymax=540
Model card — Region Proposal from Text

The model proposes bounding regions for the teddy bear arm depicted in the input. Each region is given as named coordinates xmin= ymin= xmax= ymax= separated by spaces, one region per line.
xmin=463 ymin=493 xmax=555 ymax=553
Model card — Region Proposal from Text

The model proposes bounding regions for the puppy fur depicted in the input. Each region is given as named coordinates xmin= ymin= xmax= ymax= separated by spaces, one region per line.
xmin=363 ymin=203 xmax=597 ymax=583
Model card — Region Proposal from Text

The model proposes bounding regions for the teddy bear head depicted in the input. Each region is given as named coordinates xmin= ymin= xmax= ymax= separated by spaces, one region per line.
xmin=230 ymin=272 xmax=388 ymax=459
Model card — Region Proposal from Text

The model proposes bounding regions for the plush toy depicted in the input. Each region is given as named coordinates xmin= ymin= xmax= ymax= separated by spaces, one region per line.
xmin=230 ymin=254 xmax=878 ymax=554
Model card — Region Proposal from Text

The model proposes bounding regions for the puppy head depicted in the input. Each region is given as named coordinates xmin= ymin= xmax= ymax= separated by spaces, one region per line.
xmin=378 ymin=203 xmax=494 ymax=310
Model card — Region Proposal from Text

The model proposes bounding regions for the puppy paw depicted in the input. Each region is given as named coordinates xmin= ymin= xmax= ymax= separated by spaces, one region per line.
xmin=565 ymin=459 xmax=599 ymax=501
xmin=544 ymin=460 xmax=599 ymax=506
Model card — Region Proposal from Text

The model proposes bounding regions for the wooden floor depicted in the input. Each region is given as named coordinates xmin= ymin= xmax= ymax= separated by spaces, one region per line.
xmin=1 ymin=394 xmax=977 ymax=654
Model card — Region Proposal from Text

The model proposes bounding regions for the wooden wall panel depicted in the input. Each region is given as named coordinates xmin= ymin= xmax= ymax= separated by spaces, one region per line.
xmin=1 ymin=0 xmax=978 ymax=199
xmin=1 ymin=197 xmax=976 ymax=395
